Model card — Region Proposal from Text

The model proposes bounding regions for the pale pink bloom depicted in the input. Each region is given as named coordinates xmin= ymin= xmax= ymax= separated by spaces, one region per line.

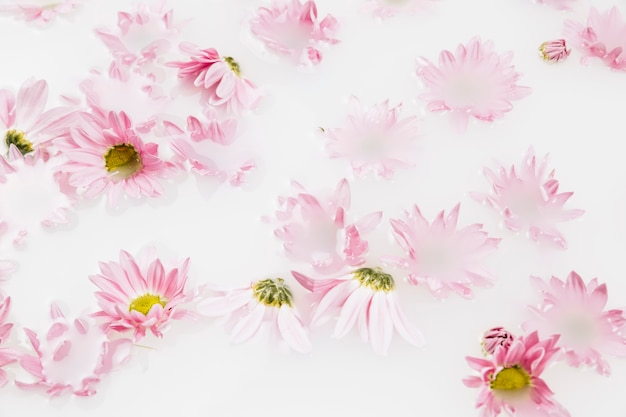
xmin=472 ymin=148 xmax=584 ymax=249
xmin=0 ymin=0 xmax=80 ymax=24
xmin=464 ymin=331 xmax=570 ymax=417
xmin=523 ymin=271 xmax=626 ymax=376
xmin=416 ymin=38 xmax=531 ymax=132
xmin=0 ymin=295 xmax=19 ymax=388
xmin=539 ymin=39 xmax=571 ymax=62
xmin=535 ymin=0 xmax=576 ymax=11
xmin=249 ymin=0 xmax=340 ymax=66
xmin=383 ymin=203 xmax=500 ymax=299
xmin=90 ymin=249 xmax=193 ymax=341
xmin=273 ymin=179 xmax=382 ymax=274
xmin=197 ymin=278 xmax=311 ymax=353
xmin=322 ymin=96 xmax=419 ymax=179
xmin=292 ymin=267 xmax=424 ymax=355
xmin=361 ymin=0 xmax=438 ymax=19
xmin=16 ymin=304 xmax=132 ymax=396
xmin=482 ymin=327 xmax=515 ymax=356
xmin=564 ymin=7 xmax=626 ymax=71
xmin=185 ymin=107 xmax=238 ymax=145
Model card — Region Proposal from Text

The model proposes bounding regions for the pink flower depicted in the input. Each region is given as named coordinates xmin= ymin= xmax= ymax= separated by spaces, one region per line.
xmin=322 ymin=96 xmax=420 ymax=179
xmin=16 ymin=304 xmax=132 ymax=396
xmin=0 ymin=295 xmax=18 ymax=388
xmin=416 ymin=38 xmax=531 ymax=132
xmin=523 ymin=271 xmax=626 ymax=376
xmin=185 ymin=107 xmax=238 ymax=145
xmin=292 ymin=267 xmax=424 ymax=355
xmin=361 ymin=0 xmax=438 ymax=19
xmin=463 ymin=331 xmax=570 ymax=417
xmin=196 ymin=278 xmax=312 ymax=353
xmin=273 ymin=179 xmax=382 ymax=274
xmin=249 ymin=0 xmax=340 ymax=66
xmin=482 ymin=327 xmax=515 ymax=356
xmin=539 ymin=39 xmax=571 ymax=62
xmin=472 ymin=148 xmax=584 ymax=249
xmin=535 ymin=0 xmax=576 ymax=10
xmin=564 ymin=7 xmax=626 ymax=71
xmin=383 ymin=203 xmax=500 ymax=299
xmin=0 ymin=1 xmax=80 ymax=24
xmin=90 ymin=249 xmax=193 ymax=341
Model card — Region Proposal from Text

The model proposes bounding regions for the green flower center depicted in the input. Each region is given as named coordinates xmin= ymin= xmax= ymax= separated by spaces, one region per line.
xmin=490 ymin=366 xmax=530 ymax=391
xmin=224 ymin=56 xmax=241 ymax=77
xmin=104 ymin=143 xmax=143 ymax=179
xmin=129 ymin=294 xmax=167 ymax=316
xmin=252 ymin=278 xmax=293 ymax=308
xmin=353 ymin=267 xmax=395 ymax=292
xmin=4 ymin=129 xmax=34 ymax=155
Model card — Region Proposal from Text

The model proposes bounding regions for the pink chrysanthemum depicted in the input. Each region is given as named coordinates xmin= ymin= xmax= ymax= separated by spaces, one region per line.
xmin=416 ymin=38 xmax=531 ymax=132
xmin=197 ymin=278 xmax=311 ymax=353
xmin=16 ymin=304 xmax=132 ymax=396
xmin=539 ymin=39 xmax=570 ymax=63
xmin=472 ymin=148 xmax=584 ymax=249
xmin=0 ymin=295 xmax=18 ymax=388
xmin=273 ymin=179 xmax=382 ymax=274
xmin=464 ymin=331 xmax=570 ymax=417
xmin=292 ymin=267 xmax=424 ymax=355
xmin=523 ymin=271 xmax=626 ymax=376
xmin=383 ymin=203 xmax=500 ymax=299
xmin=56 ymin=110 xmax=175 ymax=207
xmin=90 ymin=249 xmax=193 ymax=341
xmin=322 ymin=96 xmax=420 ymax=179
xmin=361 ymin=0 xmax=438 ymax=19
xmin=564 ymin=7 xmax=626 ymax=71
xmin=249 ymin=0 xmax=340 ymax=66
xmin=482 ymin=327 xmax=515 ymax=356
xmin=0 ymin=0 xmax=80 ymax=24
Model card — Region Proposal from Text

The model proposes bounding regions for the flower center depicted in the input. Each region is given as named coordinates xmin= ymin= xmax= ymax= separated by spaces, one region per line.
xmin=252 ymin=278 xmax=293 ymax=307
xmin=353 ymin=267 xmax=395 ymax=292
xmin=129 ymin=294 xmax=167 ymax=316
xmin=4 ymin=129 xmax=34 ymax=155
xmin=490 ymin=366 xmax=530 ymax=391
xmin=223 ymin=56 xmax=241 ymax=77
xmin=104 ymin=143 xmax=143 ymax=179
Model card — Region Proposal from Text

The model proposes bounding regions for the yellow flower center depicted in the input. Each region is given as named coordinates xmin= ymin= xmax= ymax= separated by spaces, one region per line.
xmin=4 ymin=129 xmax=34 ymax=155
xmin=224 ymin=56 xmax=241 ymax=77
xmin=129 ymin=294 xmax=167 ymax=316
xmin=252 ymin=278 xmax=293 ymax=308
xmin=490 ymin=366 xmax=531 ymax=391
xmin=353 ymin=267 xmax=395 ymax=292
xmin=104 ymin=143 xmax=143 ymax=179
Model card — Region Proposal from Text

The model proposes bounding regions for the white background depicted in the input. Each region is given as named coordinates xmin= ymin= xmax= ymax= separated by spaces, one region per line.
xmin=0 ymin=0 xmax=625 ymax=415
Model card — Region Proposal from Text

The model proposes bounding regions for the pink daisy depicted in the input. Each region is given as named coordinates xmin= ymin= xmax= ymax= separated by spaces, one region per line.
xmin=472 ymin=148 xmax=584 ymax=249
xmin=464 ymin=331 xmax=570 ymax=417
xmin=361 ymin=0 xmax=438 ymax=19
xmin=0 ymin=0 xmax=80 ymax=24
xmin=249 ymin=0 xmax=340 ymax=66
xmin=273 ymin=179 xmax=382 ymax=274
xmin=322 ymin=96 xmax=420 ymax=179
xmin=16 ymin=304 xmax=132 ymax=397
xmin=383 ymin=203 xmax=500 ymax=299
xmin=0 ymin=295 xmax=19 ymax=388
xmin=292 ymin=267 xmax=424 ymax=355
xmin=90 ymin=249 xmax=193 ymax=341
xmin=416 ymin=37 xmax=531 ymax=132
xmin=539 ymin=39 xmax=570 ymax=63
xmin=564 ymin=7 xmax=626 ymax=71
xmin=523 ymin=271 xmax=626 ymax=376
xmin=196 ymin=278 xmax=311 ymax=353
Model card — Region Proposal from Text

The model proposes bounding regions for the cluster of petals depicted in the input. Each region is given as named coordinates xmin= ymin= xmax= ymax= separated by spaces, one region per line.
xmin=482 ymin=326 xmax=515 ymax=355
xmin=0 ymin=295 xmax=18 ymax=388
xmin=539 ymin=39 xmax=570 ymax=63
xmin=471 ymin=148 xmax=584 ymax=249
xmin=416 ymin=37 xmax=531 ymax=132
xmin=322 ymin=96 xmax=420 ymax=179
xmin=249 ymin=0 xmax=339 ymax=66
xmin=564 ymin=7 xmax=626 ymax=71
xmin=0 ymin=0 xmax=80 ymax=24
xmin=383 ymin=203 xmax=500 ymax=299
xmin=523 ymin=271 xmax=626 ymax=376
xmin=361 ymin=0 xmax=438 ymax=19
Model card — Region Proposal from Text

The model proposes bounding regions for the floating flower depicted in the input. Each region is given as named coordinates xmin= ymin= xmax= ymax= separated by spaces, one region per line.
xmin=292 ymin=267 xmax=424 ymax=355
xmin=0 ymin=0 xmax=81 ymax=24
xmin=539 ymin=39 xmax=571 ymax=62
xmin=322 ymin=96 xmax=419 ymax=179
xmin=472 ymin=148 xmax=584 ymax=249
xmin=383 ymin=203 xmax=500 ymax=299
xmin=564 ymin=7 xmax=626 ymax=71
xmin=463 ymin=331 xmax=570 ymax=417
xmin=90 ymin=249 xmax=193 ymax=341
xmin=197 ymin=278 xmax=312 ymax=353
xmin=16 ymin=304 xmax=132 ymax=396
xmin=416 ymin=37 xmax=531 ymax=132
xmin=273 ymin=179 xmax=382 ymax=274
xmin=249 ymin=0 xmax=339 ymax=66
xmin=361 ymin=0 xmax=438 ymax=19
xmin=523 ymin=271 xmax=626 ymax=376
xmin=0 ymin=295 xmax=18 ymax=388
xmin=482 ymin=327 xmax=515 ymax=356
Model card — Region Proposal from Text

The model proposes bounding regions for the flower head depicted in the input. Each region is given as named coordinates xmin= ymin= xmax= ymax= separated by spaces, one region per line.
xmin=482 ymin=327 xmax=515 ymax=356
xmin=523 ymin=271 xmax=626 ymax=376
xmin=539 ymin=39 xmax=571 ymax=63
xmin=0 ymin=1 xmax=81 ymax=24
xmin=361 ymin=0 xmax=438 ymax=19
xmin=416 ymin=38 xmax=531 ymax=132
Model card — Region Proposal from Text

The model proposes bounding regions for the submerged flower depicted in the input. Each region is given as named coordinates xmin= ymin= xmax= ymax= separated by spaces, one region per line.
xmin=383 ymin=203 xmax=500 ymax=299
xmin=416 ymin=38 xmax=531 ymax=132
xmin=322 ymin=96 xmax=420 ymax=179
xmin=539 ymin=39 xmax=571 ymax=62
xmin=196 ymin=278 xmax=311 ymax=353
xmin=292 ymin=267 xmax=424 ymax=355
xmin=0 ymin=0 xmax=81 ymax=24
xmin=564 ymin=7 xmax=626 ymax=71
xmin=0 ymin=295 xmax=18 ymax=388
xmin=90 ymin=249 xmax=192 ymax=341
xmin=361 ymin=0 xmax=438 ymax=19
xmin=523 ymin=271 xmax=626 ymax=376
xmin=464 ymin=331 xmax=570 ymax=417
xmin=482 ymin=327 xmax=515 ymax=356
xmin=249 ymin=0 xmax=339 ymax=66
xmin=472 ymin=148 xmax=584 ymax=249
